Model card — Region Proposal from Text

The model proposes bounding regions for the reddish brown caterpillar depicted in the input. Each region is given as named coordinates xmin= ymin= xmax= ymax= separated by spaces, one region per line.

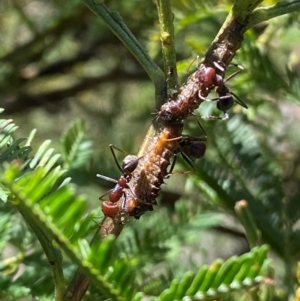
xmin=158 ymin=64 xmax=215 ymax=122
xmin=123 ymin=123 xmax=207 ymax=219
xmin=98 ymin=125 xmax=181 ymax=219
xmin=99 ymin=66 xmax=212 ymax=220
xmin=122 ymin=123 xmax=183 ymax=218
xmin=99 ymin=124 xmax=207 ymax=220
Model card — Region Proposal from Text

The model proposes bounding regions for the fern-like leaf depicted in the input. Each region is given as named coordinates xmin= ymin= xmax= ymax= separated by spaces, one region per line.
xmin=2 ymin=160 xmax=138 ymax=300
xmin=61 ymin=120 xmax=93 ymax=169
xmin=156 ymin=245 xmax=269 ymax=301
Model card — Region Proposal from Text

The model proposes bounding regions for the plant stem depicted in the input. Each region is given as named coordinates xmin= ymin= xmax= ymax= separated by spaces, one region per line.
xmin=14 ymin=202 xmax=65 ymax=301
xmin=232 ymin=0 xmax=264 ymax=20
xmin=204 ymin=0 xmax=263 ymax=65
xmin=247 ymin=0 xmax=300 ymax=28
xmin=156 ymin=0 xmax=178 ymax=91
xmin=66 ymin=229 xmax=100 ymax=301
xmin=82 ymin=0 xmax=167 ymax=107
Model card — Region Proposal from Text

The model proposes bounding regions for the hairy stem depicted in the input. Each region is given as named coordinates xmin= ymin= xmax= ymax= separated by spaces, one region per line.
xmin=156 ymin=0 xmax=178 ymax=91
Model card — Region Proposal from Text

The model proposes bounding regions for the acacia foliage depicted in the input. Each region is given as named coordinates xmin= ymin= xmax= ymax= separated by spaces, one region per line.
xmin=0 ymin=0 xmax=300 ymax=300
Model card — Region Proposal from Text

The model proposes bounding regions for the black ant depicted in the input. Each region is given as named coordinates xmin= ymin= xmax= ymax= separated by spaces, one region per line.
xmin=202 ymin=63 xmax=248 ymax=120
xmin=167 ymin=117 xmax=207 ymax=173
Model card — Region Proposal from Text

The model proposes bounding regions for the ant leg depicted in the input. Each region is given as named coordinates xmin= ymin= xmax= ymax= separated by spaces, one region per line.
xmin=222 ymin=112 xmax=229 ymax=120
xmin=224 ymin=64 xmax=244 ymax=83
xmin=97 ymin=174 xmax=118 ymax=200
xmin=181 ymin=151 xmax=197 ymax=170
xmin=200 ymin=98 xmax=223 ymax=120
xmin=187 ymin=56 xmax=198 ymax=73
xmin=166 ymin=136 xmax=184 ymax=142
xmin=198 ymin=90 xmax=207 ymax=101
xmin=98 ymin=189 xmax=112 ymax=201
xmin=167 ymin=135 xmax=206 ymax=143
xmin=191 ymin=114 xmax=207 ymax=137
xmin=181 ymin=135 xmax=207 ymax=142
xmin=201 ymin=115 xmax=223 ymax=120
xmin=120 ymin=193 xmax=127 ymax=211
xmin=231 ymin=92 xmax=248 ymax=109
xmin=109 ymin=144 xmax=128 ymax=155
xmin=109 ymin=144 xmax=127 ymax=173
xmin=213 ymin=61 xmax=225 ymax=72
xmin=165 ymin=154 xmax=177 ymax=179
xmin=168 ymin=152 xmax=195 ymax=174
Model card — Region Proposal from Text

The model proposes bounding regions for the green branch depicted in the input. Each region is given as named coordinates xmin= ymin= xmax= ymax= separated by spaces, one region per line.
xmin=247 ymin=0 xmax=300 ymax=28
xmin=156 ymin=0 xmax=178 ymax=91
xmin=204 ymin=0 xmax=263 ymax=64
xmin=232 ymin=0 xmax=263 ymax=20
xmin=8 ymin=191 xmax=66 ymax=301
xmin=82 ymin=0 xmax=166 ymax=107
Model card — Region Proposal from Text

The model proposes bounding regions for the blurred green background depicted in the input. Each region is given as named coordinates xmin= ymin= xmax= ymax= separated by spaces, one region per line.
xmin=1 ymin=0 xmax=300 ymax=299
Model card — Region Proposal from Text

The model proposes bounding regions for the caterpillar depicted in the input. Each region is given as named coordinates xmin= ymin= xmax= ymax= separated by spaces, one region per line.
xmin=123 ymin=123 xmax=207 ymax=219
xmin=157 ymin=64 xmax=216 ymax=123
xmin=98 ymin=124 xmax=207 ymax=220
xmin=123 ymin=123 xmax=184 ymax=218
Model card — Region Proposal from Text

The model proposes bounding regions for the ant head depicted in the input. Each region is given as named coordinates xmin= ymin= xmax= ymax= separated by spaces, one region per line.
xmin=158 ymin=108 xmax=175 ymax=122
xmin=118 ymin=176 xmax=128 ymax=187
xmin=122 ymin=155 xmax=139 ymax=174
xmin=180 ymin=139 xmax=206 ymax=160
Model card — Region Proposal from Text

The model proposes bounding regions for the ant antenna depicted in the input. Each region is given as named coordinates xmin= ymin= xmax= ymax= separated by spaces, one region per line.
xmin=109 ymin=144 xmax=142 ymax=176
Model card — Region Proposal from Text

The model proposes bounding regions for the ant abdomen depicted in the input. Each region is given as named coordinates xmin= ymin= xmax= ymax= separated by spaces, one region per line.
xmin=179 ymin=137 xmax=206 ymax=160
xmin=101 ymin=201 xmax=119 ymax=218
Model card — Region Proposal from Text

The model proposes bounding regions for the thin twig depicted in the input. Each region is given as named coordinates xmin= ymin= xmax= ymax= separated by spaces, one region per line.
xmin=156 ymin=0 xmax=178 ymax=91
xmin=65 ymin=229 xmax=101 ymax=301
xmin=13 ymin=202 xmax=65 ymax=301
xmin=247 ymin=0 xmax=300 ymax=28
